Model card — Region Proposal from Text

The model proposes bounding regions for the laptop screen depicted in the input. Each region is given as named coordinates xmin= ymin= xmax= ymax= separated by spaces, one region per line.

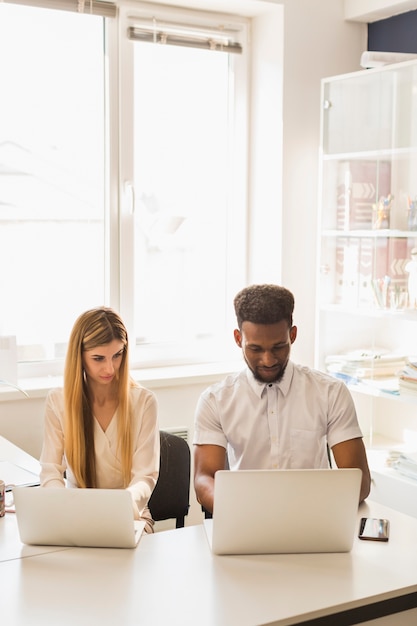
xmin=206 ymin=468 xmax=362 ymax=555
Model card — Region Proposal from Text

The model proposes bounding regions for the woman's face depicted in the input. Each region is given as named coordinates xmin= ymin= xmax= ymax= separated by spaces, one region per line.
xmin=82 ymin=339 xmax=125 ymax=386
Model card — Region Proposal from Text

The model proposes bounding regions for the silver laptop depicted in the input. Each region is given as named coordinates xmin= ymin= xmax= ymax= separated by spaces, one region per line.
xmin=13 ymin=487 xmax=145 ymax=549
xmin=204 ymin=468 xmax=362 ymax=555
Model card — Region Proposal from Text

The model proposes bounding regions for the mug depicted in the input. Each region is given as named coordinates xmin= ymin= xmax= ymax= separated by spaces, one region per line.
xmin=0 ymin=481 xmax=14 ymax=517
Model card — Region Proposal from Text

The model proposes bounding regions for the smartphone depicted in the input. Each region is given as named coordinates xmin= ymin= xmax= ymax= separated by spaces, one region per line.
xmin=358 ymin=517 xmax=390 ymax=541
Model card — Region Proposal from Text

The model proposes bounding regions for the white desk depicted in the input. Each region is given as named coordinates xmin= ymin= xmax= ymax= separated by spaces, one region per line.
xmin=0 ymin=500 xmax=417 ymax=625
xmin=1 ymin=436 xmax=417 ymax=625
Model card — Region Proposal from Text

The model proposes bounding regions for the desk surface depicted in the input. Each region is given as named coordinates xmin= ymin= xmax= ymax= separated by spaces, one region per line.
xmin=0 ymin=500 xmax=417 ymax=626
xmin=1 ymin=436 xmax=417 ymax=625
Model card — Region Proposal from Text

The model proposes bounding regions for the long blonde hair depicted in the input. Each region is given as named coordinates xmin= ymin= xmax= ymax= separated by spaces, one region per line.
xmin=64 ymin=307 xmax=133 ymax=488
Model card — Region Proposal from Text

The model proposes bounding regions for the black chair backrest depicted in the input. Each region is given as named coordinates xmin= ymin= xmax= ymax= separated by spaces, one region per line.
xmin=148 ymin=430 xmax=191 ymax=528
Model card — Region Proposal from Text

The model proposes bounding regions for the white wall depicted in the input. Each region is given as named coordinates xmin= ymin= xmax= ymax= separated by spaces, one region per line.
xmin=247 ymin=7 xmax=284 ymax=286
xmin=280 ymin=0 xmax=366 ymax=367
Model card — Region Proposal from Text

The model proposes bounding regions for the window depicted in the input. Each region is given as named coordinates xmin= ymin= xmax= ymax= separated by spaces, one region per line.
xmin=0 ymin=2 xmax=108 ymax=373
xmin=0 ymin=0 xmax=253 ymax=379
xmin=120 ymin=6 xmax=249 ymax=365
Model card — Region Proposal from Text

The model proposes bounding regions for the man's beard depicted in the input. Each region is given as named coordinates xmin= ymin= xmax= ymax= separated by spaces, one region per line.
xmin=243 ymin=354 xmax=288 ymax=384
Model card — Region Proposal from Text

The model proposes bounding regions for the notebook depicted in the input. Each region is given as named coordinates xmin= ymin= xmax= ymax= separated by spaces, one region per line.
xmin=13 ymin=487 xmax=145 ymax=549
xmin=204 ymin=468 xmax=362 ymax=555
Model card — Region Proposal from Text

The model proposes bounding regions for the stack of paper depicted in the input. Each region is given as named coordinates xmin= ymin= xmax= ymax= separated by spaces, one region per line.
xmin=398 ymin=358 xmax=417 ymax=396
xmin=394 ymin=451 xmax=417 ymax=481
xmin=325 ymin=348 xmax=407 ymax=379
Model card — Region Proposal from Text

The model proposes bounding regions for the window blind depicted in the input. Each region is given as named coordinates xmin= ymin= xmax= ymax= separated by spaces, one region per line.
xmin=1 ymin=0 xmax=116 ymax=17
xmin=128 ymin=19 xmax=242 ymax=54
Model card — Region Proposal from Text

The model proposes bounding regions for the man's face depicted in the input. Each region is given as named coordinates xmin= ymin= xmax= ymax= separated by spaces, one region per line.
xmin=234 ymin=320 xmax=297 ymax=383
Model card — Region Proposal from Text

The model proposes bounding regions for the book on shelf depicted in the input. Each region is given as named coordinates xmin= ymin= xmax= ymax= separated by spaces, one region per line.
xmin=358 ymin=237 xmax=373 ymax=306
xmin=394 ymin=451 xmax=417 ymax=481
xmin=335 ymin=237 xmax=359 ymax=306
xmin=332 ymin=157 xmax=411 ymax=309
xmin=398 ymin=357 xmax=417 ymax=394
xmin=403 ymin=358 xmax=417 ymax=374
xmin=399 ymin=377 xmax=417 ymax=395
xmin=374 ymin=237 xmax=410 ymax=284
xmin=334 ymin=236 xmax=410 ymax=309
xmin=336 ymin=160 xmax=391 ymax=230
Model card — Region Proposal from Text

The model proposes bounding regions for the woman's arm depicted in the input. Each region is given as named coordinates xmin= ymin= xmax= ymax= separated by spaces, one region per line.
xmin=39 ymin=389 xmax=67 ymax=488
xmin=127 ymin=387 xmax=160 ymax=517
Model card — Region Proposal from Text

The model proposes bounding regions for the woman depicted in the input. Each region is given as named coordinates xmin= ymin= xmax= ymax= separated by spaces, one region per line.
xmin=40 ymin=307 xmax=160 ymax=533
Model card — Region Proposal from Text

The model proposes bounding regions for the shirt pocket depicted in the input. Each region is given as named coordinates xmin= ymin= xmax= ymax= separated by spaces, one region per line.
xmin=289 ymin=428 xmax=326 ymax=468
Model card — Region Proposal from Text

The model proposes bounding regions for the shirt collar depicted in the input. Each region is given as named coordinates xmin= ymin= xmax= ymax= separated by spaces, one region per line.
xmin=245 ymin=360 xmax=294 ymax=398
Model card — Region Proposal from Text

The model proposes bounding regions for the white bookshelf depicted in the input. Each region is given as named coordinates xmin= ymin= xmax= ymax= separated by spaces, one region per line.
xmin=317 ymin=60 xmax=417 ymax=513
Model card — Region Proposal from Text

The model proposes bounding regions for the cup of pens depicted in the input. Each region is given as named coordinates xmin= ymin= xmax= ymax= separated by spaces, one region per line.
xmin=372 ymin=276 xmax=391 ymax=308
xmin=389 ymin=286 xmax=408 ymax=310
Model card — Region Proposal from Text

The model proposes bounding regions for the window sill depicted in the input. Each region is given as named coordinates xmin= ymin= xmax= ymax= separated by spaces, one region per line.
xmin=0 ymin=360 xmax=242 ymax=402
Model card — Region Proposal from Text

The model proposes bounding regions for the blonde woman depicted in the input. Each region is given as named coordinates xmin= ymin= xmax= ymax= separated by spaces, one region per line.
xmin=40 ymin=307 xmax=160 ymax=533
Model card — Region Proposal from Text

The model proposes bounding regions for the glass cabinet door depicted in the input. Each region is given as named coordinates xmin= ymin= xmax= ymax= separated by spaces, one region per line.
xmin=316 ymin=60 xmax=417 ymax=386
xmin=322 ymin=69 xmax=394 ymax=155
xmin=317 ymin=61 xmax=417 ymax=509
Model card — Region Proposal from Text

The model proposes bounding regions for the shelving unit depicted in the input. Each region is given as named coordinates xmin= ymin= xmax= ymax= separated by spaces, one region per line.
xmin=316 ymin=60 xmax=417 ymax=514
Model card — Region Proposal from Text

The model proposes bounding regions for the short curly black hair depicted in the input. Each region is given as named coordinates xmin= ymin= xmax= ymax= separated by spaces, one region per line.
xmin=234 ymin=284 xmax=294 ymax=328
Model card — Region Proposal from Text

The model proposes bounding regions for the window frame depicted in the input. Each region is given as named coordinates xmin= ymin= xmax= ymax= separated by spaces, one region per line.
xmin=3 ymin=0 xmax=116 ymax=17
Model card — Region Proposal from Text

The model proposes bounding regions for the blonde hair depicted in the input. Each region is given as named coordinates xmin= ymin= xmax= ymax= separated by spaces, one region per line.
xmin=64 ymin=307 xmax=133 ymax=488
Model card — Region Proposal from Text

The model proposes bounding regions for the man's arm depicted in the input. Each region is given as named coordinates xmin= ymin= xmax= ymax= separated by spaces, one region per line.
xmin=331 ymin=437 xmax=371 ymax=503
xmin=193 ymin=444 xmax=227 ymax=515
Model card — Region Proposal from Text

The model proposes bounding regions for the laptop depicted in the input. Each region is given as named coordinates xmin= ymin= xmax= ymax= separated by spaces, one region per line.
xmin=13 ymin=487 xmax=145 ymax=549
xmin=204 ymin=468 xmax=362 ymax=555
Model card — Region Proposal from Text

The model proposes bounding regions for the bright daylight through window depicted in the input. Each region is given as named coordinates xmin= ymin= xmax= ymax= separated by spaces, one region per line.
xmin=0 ymin=1 xmax=248 ymax=379
xmin=130 ymin=39 xmax=246 ymax=364
xmin=0 ymin=3 xmax=106 ymax=373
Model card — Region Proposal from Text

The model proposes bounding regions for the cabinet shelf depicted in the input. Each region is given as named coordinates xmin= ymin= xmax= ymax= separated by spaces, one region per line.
xmin=322 ymin=229 xmax=417 ymax=239
xmin=319 ymin=303 xmax=417 ymax=320
xmin=322 ymin=146 xmax=417 ymax=161
xmin=348 ymin=380 xmax=417 ymax=405
xmin=317 ymin=60 xmax=417 ymax=507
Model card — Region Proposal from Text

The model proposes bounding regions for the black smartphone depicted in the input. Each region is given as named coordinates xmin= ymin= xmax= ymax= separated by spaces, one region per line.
xmin=358 ymin=517 xmax=390 ymax=541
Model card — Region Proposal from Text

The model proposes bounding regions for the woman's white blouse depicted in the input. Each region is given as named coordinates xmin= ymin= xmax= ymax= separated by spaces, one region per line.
xmin=40 ymin=385 xmax=160 ymax=523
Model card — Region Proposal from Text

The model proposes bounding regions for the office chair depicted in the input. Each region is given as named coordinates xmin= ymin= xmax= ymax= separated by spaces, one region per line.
xmin=148 ymin=430 xmax=191 ymax=529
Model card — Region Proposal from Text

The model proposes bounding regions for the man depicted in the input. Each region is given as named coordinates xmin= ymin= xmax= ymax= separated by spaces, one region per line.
xmin=193 ymin=284 xmax=371 ymax=514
